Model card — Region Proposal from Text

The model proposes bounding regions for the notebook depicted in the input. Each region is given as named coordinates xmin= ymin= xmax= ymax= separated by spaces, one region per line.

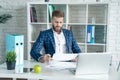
xmin=69 ymin=53 xmax=111 ymax=79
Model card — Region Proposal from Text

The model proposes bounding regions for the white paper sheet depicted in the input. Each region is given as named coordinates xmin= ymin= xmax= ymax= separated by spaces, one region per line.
xmin=46 ymin=54 xmax=78 ymax=70
xmin=52 ymin=53 xmax=78 ymax=61
xmin=47 ymin=61 xmax=76 ymax=70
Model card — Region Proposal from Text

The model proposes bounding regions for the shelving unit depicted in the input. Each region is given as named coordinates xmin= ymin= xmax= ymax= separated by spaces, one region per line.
xmin=27 ymin=2 xmax=108 ymax=60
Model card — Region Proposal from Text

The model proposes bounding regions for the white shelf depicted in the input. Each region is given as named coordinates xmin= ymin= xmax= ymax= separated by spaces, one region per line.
xmin=87 ymin=23 xmax=107 ymax=25
xmin=68 ymin=23 xmax=86 ymax=25
xmin=87 ymin=43 xmax=106 ymax=46
xmin=30 ymin=22 xmax=47 ymax=24
xmin=27 ymin=2 xmax=108 ymax=60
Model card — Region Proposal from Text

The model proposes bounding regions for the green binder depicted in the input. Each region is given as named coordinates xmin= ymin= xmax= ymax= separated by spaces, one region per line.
xmin=48 ymin=5 xmax=55 ymax=22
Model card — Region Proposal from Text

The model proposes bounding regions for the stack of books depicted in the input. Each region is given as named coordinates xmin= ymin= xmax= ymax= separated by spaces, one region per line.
xmin=30 ymin=6 xmax=37 ymax=22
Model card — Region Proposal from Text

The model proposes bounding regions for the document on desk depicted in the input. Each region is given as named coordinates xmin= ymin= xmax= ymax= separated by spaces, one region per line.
xmin=52 ymin=53 xmax=78 ymax=62
xmin=47 ymin=61 xmax=76 ymax=70
xmin=46 ymin=54 xmax=78 ymax=70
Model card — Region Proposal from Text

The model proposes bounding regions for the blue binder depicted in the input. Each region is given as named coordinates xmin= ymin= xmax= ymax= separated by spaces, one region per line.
xmin=6 ymin=34 xmax=24 ymax=66
xmin=87 ymin=25 xmax=95 ymax=43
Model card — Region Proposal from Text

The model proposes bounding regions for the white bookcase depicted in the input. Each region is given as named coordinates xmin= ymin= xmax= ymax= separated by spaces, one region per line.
xmin=27 ymin=2 xmax=108 ymax=60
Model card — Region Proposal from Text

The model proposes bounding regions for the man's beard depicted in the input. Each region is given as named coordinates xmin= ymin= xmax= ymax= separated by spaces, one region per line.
xmin=53 ymin=26 xmax=62 ymax=32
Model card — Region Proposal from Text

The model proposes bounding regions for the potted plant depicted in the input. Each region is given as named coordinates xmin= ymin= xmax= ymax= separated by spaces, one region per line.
xmin=6 ymin=51 xmax=16 ymax=70
xmin=0 ymin=14 xmax=12 ymax=24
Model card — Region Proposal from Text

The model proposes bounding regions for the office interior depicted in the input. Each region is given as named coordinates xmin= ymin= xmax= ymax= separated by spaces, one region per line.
xmin=0 ymin=0 xmax=120 ymax=80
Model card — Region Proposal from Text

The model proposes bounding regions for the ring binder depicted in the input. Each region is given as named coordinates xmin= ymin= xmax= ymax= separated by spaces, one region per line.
xmin=6 ymin=34 xmax=24 ymax=73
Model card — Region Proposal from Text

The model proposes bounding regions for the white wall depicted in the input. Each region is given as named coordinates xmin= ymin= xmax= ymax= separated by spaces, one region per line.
xmin=107 ymin=0 xmax=120 ymax=53
xmin=0 ymin=0 xmax=46 ymax=63
xmin=107 ymin=0 xmax=120 ymax=64
xmin=0 ymin=0 xmax=120 ymax=64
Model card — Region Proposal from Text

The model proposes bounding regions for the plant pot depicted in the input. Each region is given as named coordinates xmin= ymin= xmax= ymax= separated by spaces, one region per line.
xmin=45 ymin=0 xmax=49 ymax=2
xmin=6 ymin=61 xmax=16 ymax=70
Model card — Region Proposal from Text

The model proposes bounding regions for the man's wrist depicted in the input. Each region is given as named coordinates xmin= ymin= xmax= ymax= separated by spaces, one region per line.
xmin=38 ymin=56 xmax=44 ymax=63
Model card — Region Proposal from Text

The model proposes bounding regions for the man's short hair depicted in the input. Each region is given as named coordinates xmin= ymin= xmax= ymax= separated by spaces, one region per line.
xmin=52 ymin=10 xmax=64 ymax=18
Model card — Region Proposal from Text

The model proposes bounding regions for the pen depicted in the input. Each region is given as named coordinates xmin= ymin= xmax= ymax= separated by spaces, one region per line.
xmin=109 ymin=56 xmax=112 ymax=66
xmin=60 ymin=60 xmax=73 ymax=62
xmin=117 ymin=61 xmax=120 ymax=72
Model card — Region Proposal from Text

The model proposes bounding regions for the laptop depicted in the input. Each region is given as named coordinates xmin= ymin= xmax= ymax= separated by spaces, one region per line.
xmin=69 ymin=53 xmax=111 ymax=79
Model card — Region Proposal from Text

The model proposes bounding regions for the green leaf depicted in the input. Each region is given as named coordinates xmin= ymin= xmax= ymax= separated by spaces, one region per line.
xmin=6 ymin=51 xmax=16 ymax=62
xmin=0 ymin=14 xmax=12 ymax=24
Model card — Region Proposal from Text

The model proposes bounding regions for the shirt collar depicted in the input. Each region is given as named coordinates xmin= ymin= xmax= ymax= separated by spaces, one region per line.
xmin=52 ymin=28 xmax=63 ymax=34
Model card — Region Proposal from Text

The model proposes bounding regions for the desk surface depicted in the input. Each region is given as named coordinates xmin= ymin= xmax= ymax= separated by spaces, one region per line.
xmin=0 ymin=60 xmax=119 ymax=80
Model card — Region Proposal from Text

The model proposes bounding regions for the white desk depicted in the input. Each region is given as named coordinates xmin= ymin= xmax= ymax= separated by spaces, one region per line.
xmin=0 ymin=60 xmax=119 ymax=80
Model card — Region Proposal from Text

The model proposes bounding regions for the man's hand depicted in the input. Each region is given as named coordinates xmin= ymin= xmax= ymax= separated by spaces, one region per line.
xmin=71 ymin=57 xmax=78 ymax=62
xmin=39 ymin=54 xmax=52 ymax=63
xmin=44 ymin=54 xmax=52 ymax=63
